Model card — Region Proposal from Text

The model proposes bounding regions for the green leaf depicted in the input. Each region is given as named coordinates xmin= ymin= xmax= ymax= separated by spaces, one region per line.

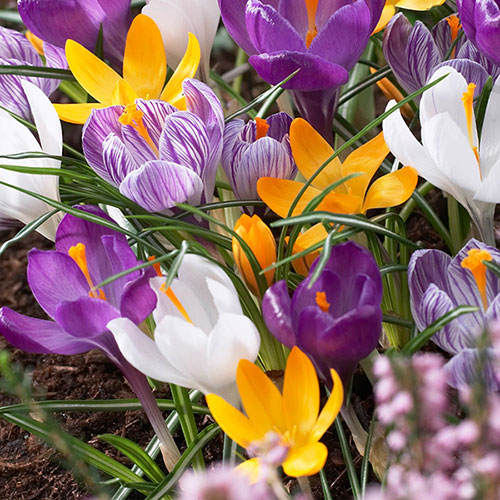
xmin=402 ymin=305 xmax=479 ymax=355
xmin=0 ymin=65 xmax=74 ymax=80
xmin=145 ymin=424 xmax=221 ymax=500
xmin=99 ymin=434 xmax=165 ymax=483
xmin=335 ymin=417 xmax=361 ymax=499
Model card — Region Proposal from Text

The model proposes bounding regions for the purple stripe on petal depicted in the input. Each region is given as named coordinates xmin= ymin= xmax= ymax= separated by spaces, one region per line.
xmin=222 ymin=119 xmax=245 ymax=178
xmin=0 ymin=26 xmax=41 ymax=66
xmin=435 ymin=59 xmax=489 ymax=95
xmin=266 ymin=112 xmax=292 ymax=141
xmin=0 ymin=307 xmax=90 ymax=355
xmin=430 ymin=16 xmax=452 ymax=59
xmin=102 ymin=134 xmax=138 ymax=186
xmin=120 ymin=160 xmax=203 ymax=212
xmin=0 ymin=70 xmax=31 ymax=119
xmin=136 ymin=99 xmax=176 ymax=145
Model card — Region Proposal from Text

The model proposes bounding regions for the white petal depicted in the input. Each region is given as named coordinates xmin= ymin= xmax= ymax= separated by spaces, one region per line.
xmin=108 ymin=317 xmax=191 ymax=386
xmin=206 ymin=277 xmax=244 ymax=317
xmin=474 ymin=156 xmax=500 ymax=203
xmin=479 ymin=76 xmax=500 ymax=177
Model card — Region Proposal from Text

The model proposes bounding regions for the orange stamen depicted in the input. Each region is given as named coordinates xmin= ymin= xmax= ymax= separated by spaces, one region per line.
xmin=305 ymin=0 xmax=319 ymax=48
xmin=446 ymin=15 xmax=462 ymax=58
xmin=119 ymin=104 xmax=159 ymax=156
xmin=148 ymin=256 xmax=163 ymax=277
xmin=315 ymin=291 xmax=330 ymax=313
xmin=26 ymin=32 xmax=44 ymax=56
xmin=68 ymin=243 xmax=107 ymax=300
xmin=461 ymin=83 xmax=481 ymax=177
xmin=160 ymin=283 xmax=193 ymax=323
xmin=461 ymin=249 xmax=493 ymax=310
xmin=255 ymin=117 xmax=270 ymax=140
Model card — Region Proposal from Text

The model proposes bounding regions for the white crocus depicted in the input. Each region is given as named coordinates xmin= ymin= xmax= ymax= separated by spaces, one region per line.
xmin=383 ymin=66 xmax=500 ymax=246
xmin=108 ymin=254 xmax=261 ymax=406
xmin=0 ymin=81 xmax=62 ymax=240
xmin=142 ymin=0 xmax=220 ymax=81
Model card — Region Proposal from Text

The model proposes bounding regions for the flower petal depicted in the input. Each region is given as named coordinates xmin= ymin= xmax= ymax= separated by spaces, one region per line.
xmin=282 ymin=441 xmax=328 ymax=477
xmin=262 ymin=280 xmax=296 ymax=347
xmin=54 ymin=103 xmax=108 ymax=124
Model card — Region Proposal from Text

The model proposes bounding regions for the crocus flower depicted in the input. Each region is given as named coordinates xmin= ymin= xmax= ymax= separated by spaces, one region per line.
xmin=0 ymin=81 xmax=62 ymax=240
xmin=262 ymin=241 xmax=383 ymax=384
xmin=143 ymin=0 xmax=220 ymax=81
xmin=457 ymin=0 xmax=500 ymax=67
xmin=0 ymin=27 xmax=66 ymax=120
xmin=257 ymin=117 xmax=417 ymax=218
xmin=108 ymin=254 xmax=261 ymax=406
xmin=383 ymin=14 xmax=499 ymax=98
xmin=222 ymin=113 xmax=296 ymax=213
xmin=82 ymin=79 xmax=223 ymax=213
xmin=0 ymin=205 xmax=181 ymax=469
xmin=286 ymin=224 xmax=327 ymax=276
xmin=18 ymin=0 xmax=131 ymax=66
xmin=382 ymin=66 xmax=500 ymax=246
xmin=233 ymin=214 xmax=276 ymax=297
xmin=408 ymin=238 xmax=500 ymax=391
xmin=54 ymin=14 xmax=201 ymax=124
xmin=206 ymin=347 xmax=343 ymax=477
xmin=218 ymin=0 xmax=384 ymax=140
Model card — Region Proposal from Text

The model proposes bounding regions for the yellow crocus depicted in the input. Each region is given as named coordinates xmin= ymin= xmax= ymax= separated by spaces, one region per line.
xmin=206 ymin=347 xmax=343 ymax=478
xmin=286 ymin=224 xmax=328 ymax=276
xmin=233 ymin=214 xmax=276 ymax=297
xmin=374 ymin=0 xmax=446 ymax=33
xmin=54 ymin=14 xmax=200 ymax=124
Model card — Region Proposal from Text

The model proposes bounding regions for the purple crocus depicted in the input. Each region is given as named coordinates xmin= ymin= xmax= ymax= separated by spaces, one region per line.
xmin=458 ymin=0 xmax=500 ymax=67
xmin=408 ymin=238 xmax=500 ymax=391
xmin=0 ymin=26 xmax=66 ymax=120
xmin=222 ymin=112 xmax=296 ymax=214
xmin=18 ymin=0 xmax=131 ymax=66
xmin=262 ymin=241 xmax=383 ymax=384
xmin=82 ymin=79 xmax=224 ymax=213
xmin=219 ymin=0 xmax=384 ymax=141
xmin=383 ymin=13 xmax=500 ymax=99
xmin=0 ymin=205 xmax=180 ymax=468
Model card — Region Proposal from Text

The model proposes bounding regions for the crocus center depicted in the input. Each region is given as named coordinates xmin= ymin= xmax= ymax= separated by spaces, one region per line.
xmin=315 ymin=291 xmax=330 ymax=313
xmin=68 ymin=243 xmax=106 ymax=300
xmin=305 ymin=0 xmax=319 ymax=48
xmin=461 ymin=248 xmax=493 ymax=310
xmin=119 ymin=104 xmax=159 ymax=156
xmin=446 ymin=15 xmax=462 ymax=58
xmin=461 ymin=83 xmax=481 ymax=175
xmin=255 ymin=117 xmax=270 ymax=140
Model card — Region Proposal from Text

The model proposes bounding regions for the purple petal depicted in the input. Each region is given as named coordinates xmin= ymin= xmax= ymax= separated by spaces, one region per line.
xmin=430 ymin=16 xmax=453 ymax=58
xmin=472 ymin=0 xmax=500 ymax=66
xmin=120 ymin=269 xmax=157 ymax=325
xmin=435 ymin=59 xmax=489 ymax=95
xmin=278 ymin=1 xmax=308 ymax=38
xmin=55 ymin=296 xmax=121 ymax=337
xmin=44 ymin=43 xmax=68 ymax=70
xmin=457 ymin=0 xmax=477 ymax=46
xmin=249 ymin=51 xmax=349 ymax=91
xmin=262 ymin=280 xmax=296 ymax=347
xmin=0 ymin=26 xmax=40 ymax=65
xmin=266 ymin=112 xmax=293 ymax=141
xmin=457 ymin=41 xmax=500 ymax=79
xmin=0 ymin=68 xmax=32 ymax=120
xmin=245 ymin=0 xmax=306 ymax=53
xmin=0 ymin=307 xmax=90 ymax=355
xmin=218 ymin=0 xmax=258 ymax=55
xmin=102 ymin=134 xmax=138 ymax=186
xmin=27 ymin=249 xmax=89 ymax=319
xmin=309 ymin=0 xmax=371 ymax=70
xmin=120 ymin=160 xmax=203 ymax=212
xmin=222 ymin=119 xmax=245 ymax=177
xmin=83 ymin=105 xmax=124 ymax=182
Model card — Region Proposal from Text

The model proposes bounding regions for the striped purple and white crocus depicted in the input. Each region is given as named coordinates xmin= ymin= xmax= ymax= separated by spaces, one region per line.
xmin=0 ymin=26 xmax=66 ymax=120
xmin=82 ymin=78 xmax=224 ymax=213
xmin=408 ymin=239 xmax=500 ymax=391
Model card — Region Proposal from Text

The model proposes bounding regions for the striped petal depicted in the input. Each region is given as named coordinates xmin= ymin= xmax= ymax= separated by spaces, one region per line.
xmin=102 ymin=134 xmax=137 ymax=185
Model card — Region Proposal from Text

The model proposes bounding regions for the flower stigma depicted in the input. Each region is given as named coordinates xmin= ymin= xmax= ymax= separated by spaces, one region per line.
xmin=461 ymin=248 xmax=493 ymax=310
xmin=68 ymin=243 xmax=107 ymax=300
xmin=255 ymin=117 xmax=270 ymax=140
xmin=315 ymin=291 xmax=331 ymax=313
xmin=446 ymin=15 xmax=462 ymax=58
xmin=305 ymin=0 xmax=319 ymax=48
xmin=461 ymin=83 xmax=481 ymax=175
xmin=119 ymin=104 xmax=159 ymax=156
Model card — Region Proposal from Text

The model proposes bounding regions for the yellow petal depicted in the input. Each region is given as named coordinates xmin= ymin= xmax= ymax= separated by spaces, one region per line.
xmin=236 ymin=359 xmax=285 ymax=435
xmin=257 ymin=178 xmax=362 ymax=219
xmin=160 ymin=32 xmax=200 ymax=103
xmin=341 ymin=132 xmax=390 ymax=200
xmin=362 ymin=166 xmax=418 ymax=212
xmin=123 ymin=14 xmax=166 ymax=99
xmin=206 ymin=393 xmax=262 ymax=448
xmin=310 ymin=369 xmax=343 ymax=443
xmin=289 ymin=224 xmax=328 ymax=276
xmin=53 ymin=103 xmax=108 ymax=124
xmin=372 ymin=4 xmax=396 ymax=34
xmin=110 ymin=79 xmax=139 ymax=106
xmin=65 ymin=39 xmax=121 ymax=104
xmin=283 ymin=347 xmax=320 ymax=445
xmin=282 ymin=442 xmax=328 ymax=477
xmin=236 ymin=458 xmax=261 ymax=483
xmin=290 ymin=118 xmax=344 ymax=192
xmin=395 ymin=0 xmax=446 ymax=10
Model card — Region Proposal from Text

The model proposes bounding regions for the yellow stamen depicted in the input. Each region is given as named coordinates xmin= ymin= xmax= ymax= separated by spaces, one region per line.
xmin=68 ymin=243 xmax=107 ymax=300
xmin=446 ymin=15 xmax=462 ymax=58
xmin=148 ymin=256 xmax=163 ymax=277
xmin=461 ymin=83 xmax=481 ymax=176
xmin=315 ymin=291 xmax=330 ymax=313
xmin=159 ymin=283 xmax=193 ymax=323
xmin=255 ymin=117 xmax=270 ymax=140
xmin=461 ymin=248 xmax=493 ymax=310
xmin=305 ymin=0 xmax=319 ymax=48
xmin=119 ymin=104 xmax=159 ymax=156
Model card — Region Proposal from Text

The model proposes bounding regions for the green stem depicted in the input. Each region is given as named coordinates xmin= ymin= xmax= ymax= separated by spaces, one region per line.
xmin=232 ymin=48 xmax=248 ymax=95
xmin=447 ymin=196 xmax=464 ymax=254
